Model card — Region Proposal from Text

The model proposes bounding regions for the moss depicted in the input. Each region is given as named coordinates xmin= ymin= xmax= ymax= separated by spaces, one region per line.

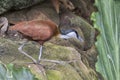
xmin=68 ymin=15 xmax=95 ymax=50
xmin=55 ymin=64 xmax=83 ymax=80
xmin=28 ymin=64 xmax=44 ymax=80
xmin=0 ymin=38 xmax=20 ymax=63
xmin=46 ymin=70 xmax=63 ymax=80
xmin=0 ymin=37 xmax=98 ymax=80
xmin=12 ymin=0 xmax=43 ymax=9
xmin=0 ymin=38 xmax=73 ymax=63
xmin=46 ymin=64 xmax=83 ymax=80
xmin=0 ymin=38 xmax=39 ymax=63
xmin=42 ymin=43 xmax=73 ymax=61
xmin=0 ymin=38 xmax=75 ymax=63
xmin=0 ymin=0 xmax=44 ymax=14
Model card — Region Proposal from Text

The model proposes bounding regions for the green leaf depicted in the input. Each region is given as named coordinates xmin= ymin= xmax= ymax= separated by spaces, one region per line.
xmin=0 ymin=63 xmax=7 ymax=80
xmin=0 ymin=63 xmax=38 ymax=80
xmin=91 ymin=0 xmax=120 ymax=80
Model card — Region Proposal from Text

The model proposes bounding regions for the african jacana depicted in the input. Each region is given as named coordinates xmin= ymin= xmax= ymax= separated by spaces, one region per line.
xmin=4 ymin=19 xmax=83 ymax=64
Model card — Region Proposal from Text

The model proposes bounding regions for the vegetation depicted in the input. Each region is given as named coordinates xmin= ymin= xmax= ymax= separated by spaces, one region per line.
xmin=91 ymin=0 xmax=120 ymax=80
xmin=0 ymin=62 xmax=39 ymax=80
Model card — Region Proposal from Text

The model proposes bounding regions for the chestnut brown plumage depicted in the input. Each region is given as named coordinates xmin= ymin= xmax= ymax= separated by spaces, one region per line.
xmin=10 ymin=20 xmax=59 ymax=63
xmin=11 ymin=20 xmax=59 ymax=44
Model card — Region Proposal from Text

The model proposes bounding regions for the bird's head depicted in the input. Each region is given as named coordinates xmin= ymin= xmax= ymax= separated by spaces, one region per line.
xmin=58 ymin=29 xmax=84 ymax=42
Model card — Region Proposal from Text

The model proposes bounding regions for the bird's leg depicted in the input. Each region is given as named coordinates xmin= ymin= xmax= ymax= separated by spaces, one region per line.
xmin=18 ymin=41 xmax=37 ymax=63
xmin=38 ymin=45 xmax=43 ymax=63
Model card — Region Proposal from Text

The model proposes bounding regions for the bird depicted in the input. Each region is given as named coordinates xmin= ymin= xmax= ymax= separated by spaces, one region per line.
xmin=8 ymin=20 xmax=84 ymax=64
